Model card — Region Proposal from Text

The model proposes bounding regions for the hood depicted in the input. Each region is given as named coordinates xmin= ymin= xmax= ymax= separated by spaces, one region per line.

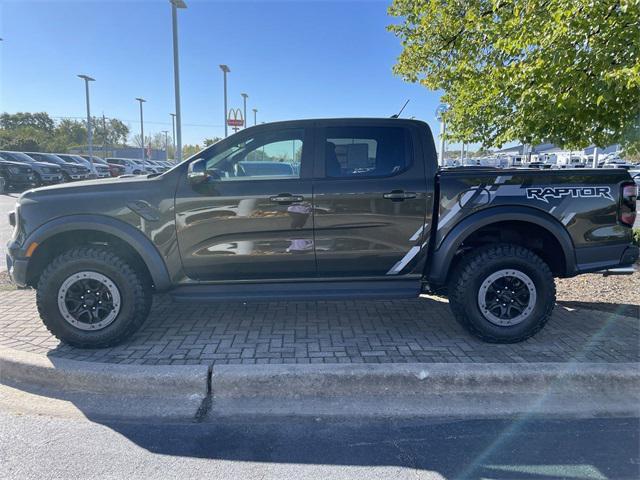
xmin=32 ymin=161 xmax=62 ymax=170
xmin=23 ymin=174 xmax=157 ymax=196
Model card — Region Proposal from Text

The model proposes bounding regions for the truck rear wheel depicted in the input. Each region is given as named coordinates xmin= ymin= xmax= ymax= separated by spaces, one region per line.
xmin=447 ymin=244 xmax=555 ymax=343
xmin=36 ymin=246 xmax=152 ymax=348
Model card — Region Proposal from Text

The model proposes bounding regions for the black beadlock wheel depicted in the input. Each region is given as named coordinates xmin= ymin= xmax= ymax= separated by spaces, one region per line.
xmin=36 ymin=246 xmax=152 ymax=348
xmin=447 ymin=244 xmax=556 ymax=343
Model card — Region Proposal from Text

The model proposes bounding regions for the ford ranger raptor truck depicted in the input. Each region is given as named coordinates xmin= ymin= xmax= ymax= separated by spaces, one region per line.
xmin=6 ymin=119 xmax=638 ymax=347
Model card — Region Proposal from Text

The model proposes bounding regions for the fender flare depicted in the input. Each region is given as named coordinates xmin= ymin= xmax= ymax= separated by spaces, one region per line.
xmin=22 ymin=215 xmax=172 ymax=291
xmin=426 ymin=206 xmax=576 ymax=285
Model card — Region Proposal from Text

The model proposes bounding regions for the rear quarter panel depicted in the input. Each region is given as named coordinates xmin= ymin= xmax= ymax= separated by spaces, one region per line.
xmin=436 ymin=168 xmax=633 ymax=250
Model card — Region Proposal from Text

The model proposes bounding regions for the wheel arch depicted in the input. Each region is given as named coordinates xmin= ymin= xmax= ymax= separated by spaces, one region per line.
xmin=23 ymin=215 xmax=171 ymax=291
xmin=426 ymin=206 xmax=576 ymax=286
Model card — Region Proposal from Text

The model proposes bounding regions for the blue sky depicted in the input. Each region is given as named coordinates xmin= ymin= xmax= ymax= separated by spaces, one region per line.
xmin=0 ymin=0 xmax=449 ymax=147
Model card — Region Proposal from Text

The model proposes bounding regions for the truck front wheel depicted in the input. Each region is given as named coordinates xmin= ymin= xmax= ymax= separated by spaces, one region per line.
xmin=447 ymin=244 xmax=555 ymax=343
xmin=36 ymin=246 xmax=152 ymax=348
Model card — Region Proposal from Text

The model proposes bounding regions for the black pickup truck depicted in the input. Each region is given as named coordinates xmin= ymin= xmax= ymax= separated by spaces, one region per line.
xmin=6 ymin=119 xmax=638 ymax=347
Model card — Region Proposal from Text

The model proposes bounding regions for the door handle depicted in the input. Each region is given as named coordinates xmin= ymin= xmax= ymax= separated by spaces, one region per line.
xmin=269 ymin=194 xmax=304 ymax=204
xmin=383 ymin=190 xmax=417 ymax=201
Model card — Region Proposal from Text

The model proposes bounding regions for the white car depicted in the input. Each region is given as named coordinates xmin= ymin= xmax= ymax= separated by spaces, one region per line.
xmin=106 ymin=158 xmax=151 ymax=175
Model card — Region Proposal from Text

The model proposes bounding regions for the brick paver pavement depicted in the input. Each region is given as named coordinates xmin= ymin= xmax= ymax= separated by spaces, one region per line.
xmin=0 ymin=289 xmax=637 ymax=365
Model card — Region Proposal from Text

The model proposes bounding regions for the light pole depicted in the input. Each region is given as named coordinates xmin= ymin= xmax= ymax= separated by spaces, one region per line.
xmin=435 ymin=103 xmax=449 ymax=167
xmin=170 ymin=0 xmax=186 ymax=163
xmin=162 ymin=130 xmax=169 ymax=160
xmin=219 ymin=64 xmax=230 ymax=137
xmin=135 ymin=98 xmax=146 ymax=172
xmin=241 ymin=93 xmax=248 ymax=129
xmin=252 ymin=108 xmax=257 ymax=126
xmin=78 ymin=75 xmax=96 ymax=175
xmin=169 ymin=113 xmax=176 ymax=162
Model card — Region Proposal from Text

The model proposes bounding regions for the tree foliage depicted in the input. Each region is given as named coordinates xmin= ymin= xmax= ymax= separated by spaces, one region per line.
xmin=0 ymin=112 xmax=130 ymax=153
xmin=388 ymin=0 xmax=640 ymax=151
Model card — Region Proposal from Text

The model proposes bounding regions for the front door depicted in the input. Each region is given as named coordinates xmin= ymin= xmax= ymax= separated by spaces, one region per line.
xmin=312 ymin=122 xmax=431 ymax=277
xmin=175 ymin=126 xmax=315 ymax=281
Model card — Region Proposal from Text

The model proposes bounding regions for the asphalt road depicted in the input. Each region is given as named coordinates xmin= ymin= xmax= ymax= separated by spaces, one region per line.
xmin=0 ymin=409 xmax=638 ymax=479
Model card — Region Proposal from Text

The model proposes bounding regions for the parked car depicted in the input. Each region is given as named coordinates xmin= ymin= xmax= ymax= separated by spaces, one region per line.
xmin=105 ymin=158 xmax=149 ymax=175
xmin=146 ymin=160 xmax=170 ymax=173
xmin=7 ymin=118 xmax=638 ymax=348
xmin=0 ymin=151 xmax=63 ymax=186
xmin=25 ymin=152 xmax=90 ymax=182
xmin=236 ymin=161 xmax=295 ymax=177
xmin=0 ymin=159 xmax=35 ymax=193
xmin=56 ymin=154 xmax=110 ymax=178
xmin=81 ymin=155 xmax=125 ymax=177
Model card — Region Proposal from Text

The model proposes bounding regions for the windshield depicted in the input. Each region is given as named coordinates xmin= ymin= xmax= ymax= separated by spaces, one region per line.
xmin=31 ymin=153 xmax=66 ymax=165
xmin=1 ymin=151 xmax=36 ymax=163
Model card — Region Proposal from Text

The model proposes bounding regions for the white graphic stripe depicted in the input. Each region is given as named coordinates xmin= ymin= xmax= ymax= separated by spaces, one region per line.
xmin=386 ymin=246 xmax=421 ymax=275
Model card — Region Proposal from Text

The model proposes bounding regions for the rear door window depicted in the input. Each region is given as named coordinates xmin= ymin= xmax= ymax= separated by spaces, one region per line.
xmin=323 ymin=126 xmax=410 ymax=178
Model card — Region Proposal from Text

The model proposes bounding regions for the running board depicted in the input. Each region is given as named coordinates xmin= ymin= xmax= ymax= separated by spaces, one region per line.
xmin=170 ymin=280 xmax=421 ymax=303
xmin=599 ymin=266 xmax=637 ymax=276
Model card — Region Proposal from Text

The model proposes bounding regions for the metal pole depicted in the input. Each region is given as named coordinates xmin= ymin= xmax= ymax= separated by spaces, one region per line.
xmin=439 ymin=119 xmax=446 ymax=167
xmin=162 ymin=130 xmax=169 ymax=160
xmin=220 ymin=65 xmax=230 ymax=137
xmin=171 ymin=1 xmax=185 ymax=163
xmin=460 ymin=142 xmax=464 ymax=164
xmin=102 ymin=113 xmax=107 ymax=159
xmin=241 ymin=93 xmax=248 ymax=129
xmin=592 ymin=147 xmax=599 ymax=168
xmin=170 ymin=113 xmax=176 ymax=162
xmin=253 ymin=108 xmax=257 ymax=126
xmin=78 ymin=75 xmax=96 ymax=175
xmin=136 ymin=98 xmax=146 ymax=172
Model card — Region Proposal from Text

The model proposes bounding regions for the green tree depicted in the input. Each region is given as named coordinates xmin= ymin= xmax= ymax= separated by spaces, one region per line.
xmin=0 ymin=112 xmax=55 ymax=133
xmin=388 ymin=0 xmax=640 ymax=151
xmin=93 ymin=117 xmax=130 ymax=147
xmin=182 ymin=144 xmax=202 ymax=158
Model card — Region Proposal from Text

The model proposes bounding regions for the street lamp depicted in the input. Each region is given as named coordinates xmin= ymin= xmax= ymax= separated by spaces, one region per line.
xmin=252 ymin=108 xmax=258 ymax=126
xmin=135 ymin=97 xmax=146 ymax=172
xmin=219 ymin=64 xmax=230 ymax=137
xmin=169 ymin=113 xmax=176 ymax=162
xmin=170 ymin=0 xmax=186 ymax=163
xmin=78 ymin=75 xmax=96 ymax=175
xmin=241 ymin=93 xmax=248 ymax=129
xmin=435 ymin=103 xmax=449 ymax=167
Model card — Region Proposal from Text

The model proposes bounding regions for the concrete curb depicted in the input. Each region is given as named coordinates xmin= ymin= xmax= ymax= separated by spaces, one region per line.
xmin=1 ymin=345 xmax=639 ymax=419
xmin=211 ymin=362 xmax=640 ymax=397
xmin=209 ymin=363 xmax=640 ymax=418
xmin=0 ymin=346 xmax=209 ymax=419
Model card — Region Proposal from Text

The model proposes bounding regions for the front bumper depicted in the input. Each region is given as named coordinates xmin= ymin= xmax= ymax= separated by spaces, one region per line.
xmin=6 ymin=254 xmax=28 ymax=287
xmin=40 ymin=174 xmax=63 ymax=184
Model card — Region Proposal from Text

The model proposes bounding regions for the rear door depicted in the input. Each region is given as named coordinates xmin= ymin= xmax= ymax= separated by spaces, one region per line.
xmin=312 ymin=120 xmax=433 ymax=277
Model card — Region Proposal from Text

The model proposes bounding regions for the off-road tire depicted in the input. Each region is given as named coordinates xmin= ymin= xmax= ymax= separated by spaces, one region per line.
xmin=447 ymin=244 xmax=555 ymax=343
xmin=36 ymin=246 xmax=152 ymax=348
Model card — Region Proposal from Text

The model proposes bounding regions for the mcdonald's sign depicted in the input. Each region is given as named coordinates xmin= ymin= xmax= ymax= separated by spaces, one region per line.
xmin=226 ymin=108 xmax=244 ymax=128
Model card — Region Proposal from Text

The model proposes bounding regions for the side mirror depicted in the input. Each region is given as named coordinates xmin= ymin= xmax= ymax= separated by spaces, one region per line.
xmin=187 ymin=159 xmax=209 ymax=184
